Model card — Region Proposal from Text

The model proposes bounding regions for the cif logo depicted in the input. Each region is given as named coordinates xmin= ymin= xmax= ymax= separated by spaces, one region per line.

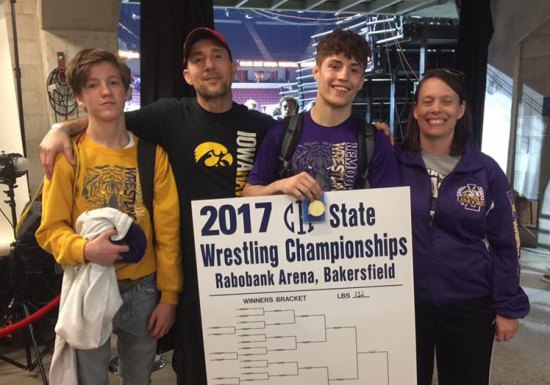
xmin=283 ymin=201 xmax=314 ymax=235
xmin=194 ymin=142 xmax=233 ymax=167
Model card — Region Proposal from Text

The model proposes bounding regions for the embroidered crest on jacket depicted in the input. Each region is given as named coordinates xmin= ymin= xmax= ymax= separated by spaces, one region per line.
xmin=456 ymin=184 xmax=485 ymax=212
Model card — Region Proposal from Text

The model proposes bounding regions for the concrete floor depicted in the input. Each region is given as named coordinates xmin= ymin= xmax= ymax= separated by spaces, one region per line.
xmin=1 ymin=247 xmax=549 ymax=385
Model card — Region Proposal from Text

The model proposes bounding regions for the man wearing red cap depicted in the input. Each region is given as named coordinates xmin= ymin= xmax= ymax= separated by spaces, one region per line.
xmin=39 ymin=27 xmax=275 ymax=385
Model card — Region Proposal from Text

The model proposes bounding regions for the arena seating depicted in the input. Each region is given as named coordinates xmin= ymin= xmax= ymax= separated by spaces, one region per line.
xmin=232 ymin=88 xmax=282 ymax=108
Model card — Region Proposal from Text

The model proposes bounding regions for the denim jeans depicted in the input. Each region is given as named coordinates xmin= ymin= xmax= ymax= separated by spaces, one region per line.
xmin=76 ymin=274 xmax=158 ymax=385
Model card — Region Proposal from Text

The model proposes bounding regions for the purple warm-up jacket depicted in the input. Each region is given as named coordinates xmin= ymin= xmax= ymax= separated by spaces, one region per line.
xmin=396 ymin=146 xmax=529 ymax=319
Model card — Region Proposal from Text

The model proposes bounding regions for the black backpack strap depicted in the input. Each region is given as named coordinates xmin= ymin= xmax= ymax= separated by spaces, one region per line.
xmin=69 ymin=131 xmax=86 ymax=198
xmin=358 ymin=122 xmax=376 ymax=188
xmin=278 ymin=112 xmax=304 ymax=179
xmin=137 ymin=138 xmax=157 ymax=241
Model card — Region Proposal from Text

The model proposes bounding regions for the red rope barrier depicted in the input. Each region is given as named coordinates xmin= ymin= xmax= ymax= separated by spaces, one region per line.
xmin=0 ymin=295 xmax=60 ymax=337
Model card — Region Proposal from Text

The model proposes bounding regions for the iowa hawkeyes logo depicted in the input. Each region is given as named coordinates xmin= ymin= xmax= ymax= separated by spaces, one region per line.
xmin=194 ymin=142 xmax=234 ymax=167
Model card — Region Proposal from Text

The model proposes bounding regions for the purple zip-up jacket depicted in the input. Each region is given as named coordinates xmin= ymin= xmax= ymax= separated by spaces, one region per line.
xmin=397 ymin=146 xmax=529 ymax=319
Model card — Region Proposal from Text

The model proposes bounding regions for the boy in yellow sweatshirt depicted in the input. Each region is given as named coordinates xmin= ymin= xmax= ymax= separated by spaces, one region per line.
xmin=36 ymin=49 xmax=181 ymax=385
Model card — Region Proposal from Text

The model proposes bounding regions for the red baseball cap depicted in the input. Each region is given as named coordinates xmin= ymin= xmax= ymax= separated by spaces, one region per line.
xmin=183 ymin=27 xmax=233 ymax=68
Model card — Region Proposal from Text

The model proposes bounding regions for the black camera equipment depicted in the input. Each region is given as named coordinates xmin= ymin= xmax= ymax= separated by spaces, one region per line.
xmin=0 ymin=153 xmax=28 ymax=183
xmin=0 ymin=152 xmax=28 ymax=237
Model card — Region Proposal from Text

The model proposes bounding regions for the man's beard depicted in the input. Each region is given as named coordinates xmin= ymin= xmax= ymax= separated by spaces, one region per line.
xmin=196 ymin=82 xmax=231 ymax=100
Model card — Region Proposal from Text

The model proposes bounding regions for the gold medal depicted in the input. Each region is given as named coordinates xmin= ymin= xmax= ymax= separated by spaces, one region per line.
xmin=308 ymin=200 xmax=325 ymax=217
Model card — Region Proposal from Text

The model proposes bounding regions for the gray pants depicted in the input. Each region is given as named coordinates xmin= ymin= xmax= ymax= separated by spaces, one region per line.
xmin=76 ymin=274 xmax=158 ymax=385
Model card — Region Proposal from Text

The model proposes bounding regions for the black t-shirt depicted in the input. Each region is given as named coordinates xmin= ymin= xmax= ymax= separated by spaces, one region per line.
xmin=126 ymin=98 xmax=273 ymax=384
xmin=126 ymin=98 xmax=274 ymax=286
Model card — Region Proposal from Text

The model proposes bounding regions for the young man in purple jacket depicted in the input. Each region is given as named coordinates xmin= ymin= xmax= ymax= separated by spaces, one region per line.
xmin=243 ymin=29 xmax=399 ymax=199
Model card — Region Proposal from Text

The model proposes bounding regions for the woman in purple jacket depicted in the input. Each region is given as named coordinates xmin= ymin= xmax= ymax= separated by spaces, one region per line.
xmin=396 ymin=69 xmax=529 ymax=385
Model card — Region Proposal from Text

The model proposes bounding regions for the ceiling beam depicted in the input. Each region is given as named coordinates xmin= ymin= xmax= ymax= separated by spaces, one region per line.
xmin=365 ymin=0 xmax=404 ymax=14
xmin=336 ymin=0 xmax=365 ymax=14
xmin=394 ymin=0 xmax=439 ymax=15
xmin=212 ymin=0 xmax=457 ymax=17
xmin=270 ymin=0 xmax=290 ymax=10
xmin=304 ymin=0 xmax=329 ymax=11
xmin=217 ymin=0 xmax=336 ymax=13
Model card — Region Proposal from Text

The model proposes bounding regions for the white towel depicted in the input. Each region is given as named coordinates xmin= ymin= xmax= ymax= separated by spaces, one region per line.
xmin=49 ymin=207 xmax=133 ymax=385
xmin=75 ymin=207 xmax=134 ymax=242
xmin=55 ymin=263 xmax=122 ymax=348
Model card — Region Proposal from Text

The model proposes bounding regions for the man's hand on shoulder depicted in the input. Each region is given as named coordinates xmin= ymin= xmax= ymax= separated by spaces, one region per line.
xmin=40 ymin=117 xmax=89 ymax=178
xmin=372 ymin=121 xmax=394 ymax=145
xmin=40 ymin=125 xmax=75 ymax=178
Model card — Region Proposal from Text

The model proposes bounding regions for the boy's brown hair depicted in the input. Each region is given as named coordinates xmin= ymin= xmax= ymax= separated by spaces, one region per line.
xmin=315 ymin=29 xmax=371 ymax=68
xmin=66 ymin=48 xmax=131 ymax=96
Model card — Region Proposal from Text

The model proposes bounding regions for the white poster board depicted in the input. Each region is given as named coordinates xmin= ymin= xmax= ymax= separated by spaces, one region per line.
xmin=192 ymin=187 xmax=416 ymax=385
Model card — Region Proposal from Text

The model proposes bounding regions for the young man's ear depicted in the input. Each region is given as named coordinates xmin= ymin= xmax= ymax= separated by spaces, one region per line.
xmin=312 ymin=64 xmax=319 ymax=82
xmin=76 ymin=95 xmax=87 ymax=112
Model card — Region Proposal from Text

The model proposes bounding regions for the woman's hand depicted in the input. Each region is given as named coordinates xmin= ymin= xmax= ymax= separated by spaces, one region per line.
xmin=495 ymin=314 xmax=519 ymax=342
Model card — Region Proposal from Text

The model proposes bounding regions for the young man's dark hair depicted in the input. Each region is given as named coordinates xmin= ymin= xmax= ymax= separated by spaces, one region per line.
xmin=65 ymin=48 xmax=132 ymax=96
xmin=315 ymin=28 xmax=371 ymax=68
xmin=244 ymin=28 xmax=398 ymax=201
